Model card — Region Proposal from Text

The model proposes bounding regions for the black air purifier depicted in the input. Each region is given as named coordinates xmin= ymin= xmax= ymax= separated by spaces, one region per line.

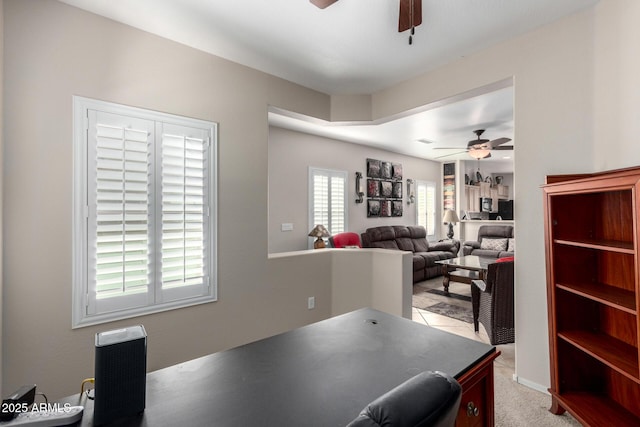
xmin=94 ymin=325 xmax=147 ymax=425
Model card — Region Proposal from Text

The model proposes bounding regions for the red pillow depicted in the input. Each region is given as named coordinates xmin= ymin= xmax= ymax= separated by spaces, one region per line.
xmin=496 ymin=256 xmax=514 ymax=263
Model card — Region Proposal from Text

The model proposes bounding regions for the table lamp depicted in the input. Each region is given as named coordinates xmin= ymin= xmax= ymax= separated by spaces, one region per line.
xmin=308 ymin=225 xmax=330 ymax=249
xmin=442 ymin=209 xmax=460 ymax=239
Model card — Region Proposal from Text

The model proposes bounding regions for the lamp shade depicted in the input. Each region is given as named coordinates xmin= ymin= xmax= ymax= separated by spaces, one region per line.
xmin=308 ymin=224 xmax=330 ymax=238
xmin=442 ymin=209 xmax=460 ymax=224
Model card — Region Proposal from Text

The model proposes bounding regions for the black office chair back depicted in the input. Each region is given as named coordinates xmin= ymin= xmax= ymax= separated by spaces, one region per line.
xmin=346 ymin=371 xmax=462 ymax=427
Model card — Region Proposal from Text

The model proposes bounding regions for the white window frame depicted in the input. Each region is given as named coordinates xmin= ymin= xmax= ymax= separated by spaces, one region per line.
xmin=72 ymin=97 xmax=217 ymax=328
xmin=308 ymin=167 xmax=348 ymax=249
xmin=415 ymin=180 xmax=436 ymax=240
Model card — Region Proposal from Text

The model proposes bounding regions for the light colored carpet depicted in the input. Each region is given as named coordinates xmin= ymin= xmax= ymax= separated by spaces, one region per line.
xmin=494 ymin=368 xmax=581 ymax=426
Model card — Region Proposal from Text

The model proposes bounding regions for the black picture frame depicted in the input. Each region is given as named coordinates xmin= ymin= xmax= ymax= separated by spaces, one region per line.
xmin=380 ymin=181 xmax=393 ymax=198
xmin=367 ymin=179 xmax=380 ymax=197
xmin=380 ymin=200 xmax=392 ymax=217
xmin=381 ymin=162 xmax=392 ymax=179
xmin=367 ymin=200 xmax=381 ymax=217
xmin=367 ymin=159 xmax=381 ymax=178
xmin=392 ymin=201 xmax=403 ymax=217
xmin=392 ymin=163 xmax=403 ymax=180
xmin=392 ymin=182 xmax=402 ymax=198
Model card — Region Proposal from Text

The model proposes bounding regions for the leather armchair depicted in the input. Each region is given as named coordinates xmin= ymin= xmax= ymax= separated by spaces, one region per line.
xmin=346 ymin=371 xmax=462 ymax=427
xmin=463 ymin=224 xmax=514 ymax=258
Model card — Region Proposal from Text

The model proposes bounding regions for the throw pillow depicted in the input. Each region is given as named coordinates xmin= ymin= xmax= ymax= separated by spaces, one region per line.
xmin=507 ymin=238 xmax=515 ymax=252
xmin=480 ymin=238 xmax=508 ymax=251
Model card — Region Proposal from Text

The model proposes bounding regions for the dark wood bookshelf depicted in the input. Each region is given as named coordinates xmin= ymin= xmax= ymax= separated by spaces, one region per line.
xmin=543 ymin=167 xmax=640 ymax=426
xmin=556 ymin=281 xmax=636 ymax=313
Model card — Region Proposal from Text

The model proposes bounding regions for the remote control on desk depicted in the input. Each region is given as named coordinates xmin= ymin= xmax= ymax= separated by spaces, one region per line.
xmin=0 ymin=406 xmax=83 ymax=426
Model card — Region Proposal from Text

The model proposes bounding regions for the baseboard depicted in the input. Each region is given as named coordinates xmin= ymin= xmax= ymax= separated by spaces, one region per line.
xmin=512 ymin=374 xmax=550 ymax=395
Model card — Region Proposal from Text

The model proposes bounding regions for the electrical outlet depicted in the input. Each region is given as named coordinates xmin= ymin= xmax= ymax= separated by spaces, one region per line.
xmin=308 ymin=296 xmax=315 ymax=310
xmin=281 ymin=223 xmax=293 ymax=231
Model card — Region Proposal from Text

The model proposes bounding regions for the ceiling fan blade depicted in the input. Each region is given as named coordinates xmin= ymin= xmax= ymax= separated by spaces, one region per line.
xmin=487 ymin=137 xmax=512 ymax=148
xmin=310 ymin=0 xmax=338 ymax=9
xmin=399 ymin=0 xmax=422 ymax=32
xmin=492 ymin=146 xmax=514 ymax=150
xmin=434 ymin=150 xmax=468 ymax=160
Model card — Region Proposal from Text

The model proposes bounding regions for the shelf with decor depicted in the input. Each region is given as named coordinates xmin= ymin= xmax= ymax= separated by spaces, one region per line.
xmin=543 ymin=167 xmax=640 ymax=426
xmin=495 ymin=184 xmax=509 ymax=199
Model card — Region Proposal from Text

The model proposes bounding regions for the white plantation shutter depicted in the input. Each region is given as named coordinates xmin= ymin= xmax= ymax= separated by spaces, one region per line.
xmin=416 ymin=181 xmax=436 ymax=238
xmin=87 ymin=111 xmax=154 ymax=314
xmin=330 ymin=176 xmax=346 ymax=233
xmin=309 ymin=168 xmax=347 ymax=247
xmin=313 ymin=174 xmax=329 ymax=228
xmin=159 ymin=123 xmax=210 ymax=301
xmin=74 ymin=97 xmax=217 ymax=328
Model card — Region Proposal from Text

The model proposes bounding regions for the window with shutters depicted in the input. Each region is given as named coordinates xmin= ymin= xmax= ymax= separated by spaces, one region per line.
xmin=308 ymin=168 xmax=347 ymax=248
xmin=416 ymin=180 xmax=436 ymax=239
xmin=73 ymin=97 xmax=217 ymax=328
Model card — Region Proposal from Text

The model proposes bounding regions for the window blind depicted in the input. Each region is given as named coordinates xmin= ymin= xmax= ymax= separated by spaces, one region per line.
xmin=160 ymin=131 xmax=207 ymax=290
xmin=313 ymin=174 xmax=329 ymax=228
xmin=309 ymin=168 xmax=347 ymax=240
xmin=417 ymin=181 xmax=436 ymax=237
xmin=94 ymin=123 xmax=151 ymax=299
xmin=75 ymin=96 xmax=217 ymax=328
xmin=330 ymin=176 xmax=345 ymax=234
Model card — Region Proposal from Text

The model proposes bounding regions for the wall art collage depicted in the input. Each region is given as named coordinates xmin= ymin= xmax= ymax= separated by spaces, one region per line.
xmin=366 ymin=158 xmax=403 ymax=217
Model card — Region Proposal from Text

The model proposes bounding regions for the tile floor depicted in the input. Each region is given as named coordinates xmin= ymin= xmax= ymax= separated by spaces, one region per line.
xmin=411 ymin=306 xmax=515 ymax=377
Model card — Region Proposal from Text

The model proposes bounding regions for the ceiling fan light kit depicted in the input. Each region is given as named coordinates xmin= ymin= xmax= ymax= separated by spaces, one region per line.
xmin=432 ymin=129 xmax=513 ymax=160
xmin=468 ymin=149 xmax=491 ymax=159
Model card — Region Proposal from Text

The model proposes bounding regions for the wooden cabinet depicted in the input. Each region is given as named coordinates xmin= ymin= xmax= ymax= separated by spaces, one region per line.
xmin=495 ymin=184 xmax=509 ymax=199
xmin=465 ymin=185 xmax=480 ymax=212
xmin=489 ymin=188 xmax=499 ymax=211
xmin=478 ymin=181 xmax=491 ymax=198
xmin=542 ymin=167 xmax=640 ymax=426
xmin=466 ymin=183 xmax=505 ymax=213
xmin=456 ymin=351 xmax=498 ymax=427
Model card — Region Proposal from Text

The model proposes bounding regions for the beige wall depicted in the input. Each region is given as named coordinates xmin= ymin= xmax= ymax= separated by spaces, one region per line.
xmin=0 ymin=0 xmax=4 ymax=398
xmin=2 ymin=0 xmax=331 ymax=398
xmin=4 ymin=0 xmax=640 ymax=399
xmin=592 ymin=0 xmax=640 ymax=170
xmin=268 ymin=126 xmax=442 ymax=253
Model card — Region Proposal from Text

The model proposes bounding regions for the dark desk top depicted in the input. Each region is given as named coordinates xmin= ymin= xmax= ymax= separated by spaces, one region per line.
xmin=64 ymin=308 xmax=495 ymax=426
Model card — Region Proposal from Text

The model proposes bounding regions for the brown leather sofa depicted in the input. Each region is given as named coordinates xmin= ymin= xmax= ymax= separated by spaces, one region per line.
xmin=361 ymin=226 xmax=460 ymax=283
xmin=462 ymin=225 xmax=514 ymax=258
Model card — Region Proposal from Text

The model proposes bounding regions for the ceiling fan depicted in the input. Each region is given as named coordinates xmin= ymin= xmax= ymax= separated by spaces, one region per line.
xmin=435 ymin=129 xmax=513 ymax=159
xmin=310 ymin=0 xmax=422 ymax=44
